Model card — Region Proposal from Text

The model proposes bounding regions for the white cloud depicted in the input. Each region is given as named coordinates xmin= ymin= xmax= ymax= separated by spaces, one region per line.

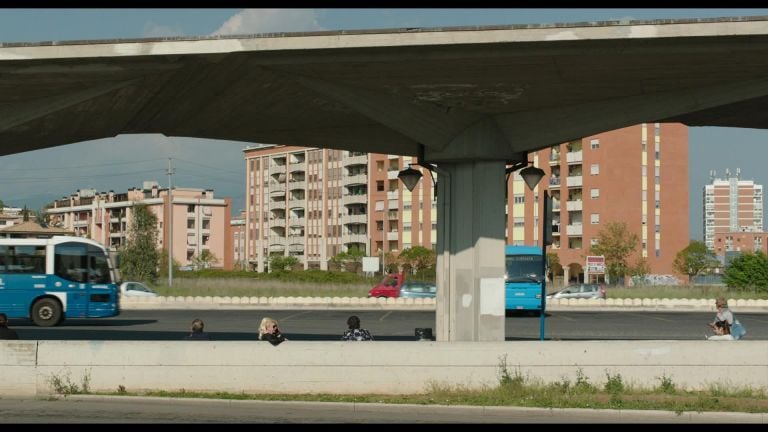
xmin=142 ymin=22 xmax=185 ymax=38
xmin=212 ymin=9 xmax=323 ymax=36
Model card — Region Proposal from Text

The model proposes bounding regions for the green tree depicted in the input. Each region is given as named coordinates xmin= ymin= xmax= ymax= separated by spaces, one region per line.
xmin=546 ymin=252 xmax=561 ymax=281
xmin=590 ymin=222 xmax=639 ymax=284
xmin=330 ymin=249 xmax=365 ymax=273
xmin=629 ymin=257 xmax=651 ymax=278
xmin=398 ymin=246 xmax=436 ymax=274
xmin=118 ymin=205 xmax=160 ymax=283
xmin=673 ymin=240 xmax=718 ymax=282
xmin=723 ymin=251 xmax=768 ymax=292
xmin=193 ymin=249 xmax=219 ymax=269
xmin=269 ymin=255 xmax=299 ymax=272
xmin=158 ymin=249 xmax=182 ymax=278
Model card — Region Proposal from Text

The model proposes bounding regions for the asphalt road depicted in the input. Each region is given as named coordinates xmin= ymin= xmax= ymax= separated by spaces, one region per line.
xmin=1 ymin=396 xmax=763 ymax=423
xmin=7 ymin=309 xmax=767 ymax=341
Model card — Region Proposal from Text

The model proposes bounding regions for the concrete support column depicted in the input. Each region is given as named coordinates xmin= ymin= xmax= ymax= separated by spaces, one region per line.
xmin=435 ymin=161 xmax=506 ymax=342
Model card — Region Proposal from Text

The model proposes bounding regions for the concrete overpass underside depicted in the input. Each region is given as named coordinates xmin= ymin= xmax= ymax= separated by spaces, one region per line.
xmin=2 ymin=16 xmax=768 ymax=341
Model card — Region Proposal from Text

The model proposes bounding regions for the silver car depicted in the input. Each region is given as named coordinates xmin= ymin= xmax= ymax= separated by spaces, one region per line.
xmin=547 ymin=283 xmax=606 ymax=299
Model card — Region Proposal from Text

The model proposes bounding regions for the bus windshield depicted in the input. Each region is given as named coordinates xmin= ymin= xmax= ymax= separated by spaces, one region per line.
xmin=505 ymin=254 xmax=543 ymax=283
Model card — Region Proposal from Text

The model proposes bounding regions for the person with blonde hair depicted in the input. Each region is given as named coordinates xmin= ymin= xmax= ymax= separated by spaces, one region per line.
xmin=259 ymin=317 xmax=286 ymax=346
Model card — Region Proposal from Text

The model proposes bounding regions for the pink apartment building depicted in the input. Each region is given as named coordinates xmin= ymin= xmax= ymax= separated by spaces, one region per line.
xmin=45 ymin=181 xmax=233 ymax=270
xmin=244 ymin=123 xmax=689 ymax=280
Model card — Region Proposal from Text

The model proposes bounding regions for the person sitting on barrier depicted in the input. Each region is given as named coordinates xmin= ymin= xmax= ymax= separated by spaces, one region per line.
xmin=0 ymin=313 xmax=19 ymax=340
xmin=259 ymin=317 xmax=286 ymax=346
xmin=184 ymin=318 xmax=210 ymax=340
xmin=341 ymin=315 xmax=373 ymax=341
xmin=707 ymin=297 xmax=745 ymax=340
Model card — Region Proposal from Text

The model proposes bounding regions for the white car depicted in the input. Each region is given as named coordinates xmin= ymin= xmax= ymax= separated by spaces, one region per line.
xmin=119 ymin=281 xmax=159 ymax=297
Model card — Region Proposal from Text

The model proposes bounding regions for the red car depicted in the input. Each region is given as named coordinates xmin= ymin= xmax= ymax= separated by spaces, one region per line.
xmin=367 ymin=272 xmax=406 ymax=298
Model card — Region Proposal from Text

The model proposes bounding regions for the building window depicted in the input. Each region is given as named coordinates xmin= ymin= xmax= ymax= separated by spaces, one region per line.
xmin=513 ymin=217 xmax=525 ymax=228
xmin=590 ymin=188 xmax=600 ymax=199
xmin=377 ymin=181 xmax=384 ymax=192
xmin=403 ymin=223 xmax=411 ymax=232
xmin=590 ymin=164 xmax=599 ymax=175
xmin=590 ymin=139 xmax=600 ymax=149
xmin=514 ymin=194 xmax=524 ymax=204
xmin=591 ymin=213 xmax=600 ymax=224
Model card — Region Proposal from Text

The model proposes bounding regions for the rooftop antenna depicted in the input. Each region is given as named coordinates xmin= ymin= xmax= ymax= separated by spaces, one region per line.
xmin=736 ymin=167 xmax=741 ymax=179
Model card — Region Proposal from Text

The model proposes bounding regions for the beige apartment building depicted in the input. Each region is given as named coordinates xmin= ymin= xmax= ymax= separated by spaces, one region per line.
xmin=243 ymin=146 xmax=435 ymax=272
xmin=244 ymin=123 xmax=689 ymax=279
xmin=703 ymin=169 xmax=764 ymax=254
xmin=45 ymin=181 xmax=233 ymax=270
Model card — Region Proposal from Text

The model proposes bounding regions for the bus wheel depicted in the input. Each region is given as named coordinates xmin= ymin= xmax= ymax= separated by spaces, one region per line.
xmin=32 ymin=298 xmax=63 ymax=327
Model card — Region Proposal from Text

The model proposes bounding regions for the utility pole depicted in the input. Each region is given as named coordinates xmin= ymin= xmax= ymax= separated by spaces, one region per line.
xmin=167 ymin=158 xmax=175 ymax=287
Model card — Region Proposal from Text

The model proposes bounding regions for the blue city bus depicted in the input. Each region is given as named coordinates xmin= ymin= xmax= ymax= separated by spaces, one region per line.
xmin=504 ymin=245 xmax=545 ymax=312
xmin=0 ymin=236 xmax=120 ymax=326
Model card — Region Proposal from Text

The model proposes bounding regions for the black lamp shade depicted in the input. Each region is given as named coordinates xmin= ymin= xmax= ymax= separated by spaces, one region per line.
xmin=519 ymin=165 xmax=545 ymax=191
xmin=398 ymin=166 xmax=423 ymax=192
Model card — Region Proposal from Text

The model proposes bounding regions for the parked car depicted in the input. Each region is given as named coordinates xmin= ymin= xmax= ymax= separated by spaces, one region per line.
xmin=399 ymin=281 xmax=437 ymax=299
xmin=119 ymin=281 xmax=159 ymax=297
xmin=547 ymin=283 xmax=606 ymax=300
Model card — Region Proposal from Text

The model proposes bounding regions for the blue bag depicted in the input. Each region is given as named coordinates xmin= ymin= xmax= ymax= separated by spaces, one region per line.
xmin=731 ymin=320 xmax=746 ymax=340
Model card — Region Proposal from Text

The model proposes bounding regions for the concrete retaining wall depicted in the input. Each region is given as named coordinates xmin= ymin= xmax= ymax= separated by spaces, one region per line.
xmin=120 ymin=296 xmax=768 ymax=312
xmin=2 ymin=340 xmax=766 ymax=397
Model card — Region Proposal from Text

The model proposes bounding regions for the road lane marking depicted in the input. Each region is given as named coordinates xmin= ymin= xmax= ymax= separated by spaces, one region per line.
xmin=281 ymin=310 xmax=312 ymax=321
xmin=625 ymin=312 xmax=674 ymax=322
xmin=379 ymin=311 xmax=393 ymax=321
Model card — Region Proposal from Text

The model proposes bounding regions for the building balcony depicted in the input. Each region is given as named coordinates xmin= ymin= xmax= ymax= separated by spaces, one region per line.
xmin=288 ymin=244 xmax=304 ymax=253
xmin=342 ymin=194 xmax=367 ymax=206
xmin=288 ymin=199 xmax=305 ymax=209
xmin=268 ymin=235 xmax=286 ymax=245
xmin=342 ymin=174 xmax=367 ymax=186
xmin=566 ymin=151 xmax=583 ymax=164
xmin=288 ymin=180 xmax=306 ymax=191
xmin=566 ymin=224 xmax=583 ymax=236
xmin=566 ymin=176 xmax=583 ymax=188
xmin=269 ymin=165 xmax=286 ymax=175
xmin=387 ymin=231 xmax=399 ymax=241
xmin=269 ymin=200 xmax=286 ymax=210
xmin=344 ymin=214 xmax=367 ymax=225
xmin=269 ymin=217 xmax=286 ymax=226
xmin=566 ymin=200 xmax=583 ymax=211
xmin=343 ymin=154 xmax=368 ymax=167
xmin=289 ymin=217 xmax=306 ymax=227
xmin=269 ymin=244 xmax=286 ymax=253
xmin=289 ymin=162 xmax=306 ymax=173
xmin=342 ymin=233 xmax=368 ymax=245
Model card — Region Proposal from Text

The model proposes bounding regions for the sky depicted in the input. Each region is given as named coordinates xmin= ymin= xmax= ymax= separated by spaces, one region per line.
xmin=0 ymin=8 xmax=767 ymax=241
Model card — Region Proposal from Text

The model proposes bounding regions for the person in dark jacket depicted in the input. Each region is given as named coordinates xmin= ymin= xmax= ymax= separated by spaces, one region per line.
xmin=258 ymin=317 xmax=286 ymax=346
xmin=184 ymin=318 xmax=210 ymax=340
xmin=341 ymin=315 xmax=373 ymax=341
xmin=0 ymin=313 xmax=19 ymax=340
